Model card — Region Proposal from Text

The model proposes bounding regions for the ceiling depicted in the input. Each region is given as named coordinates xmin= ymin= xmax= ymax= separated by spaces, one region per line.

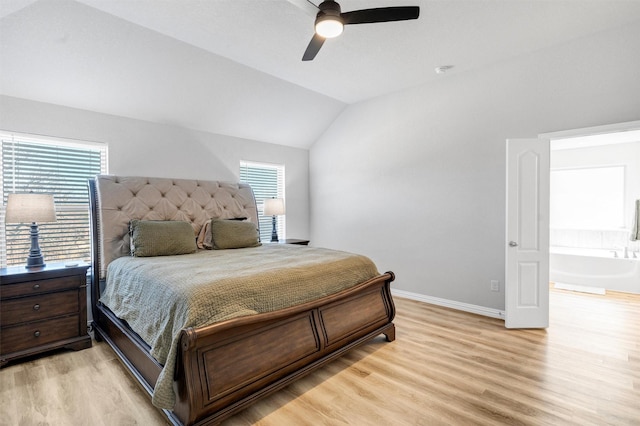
xmin=2 ymin=0 xmax=640 ymax=148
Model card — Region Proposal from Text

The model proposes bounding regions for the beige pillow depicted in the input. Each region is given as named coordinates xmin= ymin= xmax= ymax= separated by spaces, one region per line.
xmin=196 ymin=220 xmax=213 ymax=250
xmin=210 ymin=219 xmax=261 ymax=250
xmin=130 ymin=220 xmax=197 ymax=257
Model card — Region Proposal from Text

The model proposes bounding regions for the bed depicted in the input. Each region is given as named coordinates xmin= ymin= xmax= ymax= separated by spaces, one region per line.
xmin=88 ymin=175 xmax=396 ymax=425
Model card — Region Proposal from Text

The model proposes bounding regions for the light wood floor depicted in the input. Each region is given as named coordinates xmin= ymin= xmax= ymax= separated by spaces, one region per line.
xmin=1 ymin=289 xmax=638 ymax=425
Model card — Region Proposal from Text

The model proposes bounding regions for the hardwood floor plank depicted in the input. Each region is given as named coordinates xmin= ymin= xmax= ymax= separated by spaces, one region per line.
xmin=1 ymin=289 xmax=638 ymax=425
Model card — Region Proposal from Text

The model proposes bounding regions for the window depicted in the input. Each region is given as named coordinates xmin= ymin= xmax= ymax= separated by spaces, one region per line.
xmin=239 ymin=161 xmax=285 ymax=241
xmin=550 ymin=166 xmax=625 ymax=230
xmin=1 ymin=133 xmax=108 ymax=267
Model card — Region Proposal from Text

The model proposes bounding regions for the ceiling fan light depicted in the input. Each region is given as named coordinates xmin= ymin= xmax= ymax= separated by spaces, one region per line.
xmin=315 ymin=16 xmax=344 ymax=38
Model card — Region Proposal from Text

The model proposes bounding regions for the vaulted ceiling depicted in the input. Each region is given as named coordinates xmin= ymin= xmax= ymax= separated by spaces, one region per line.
xmin=2 ymin=0 xmax=640 ymax=148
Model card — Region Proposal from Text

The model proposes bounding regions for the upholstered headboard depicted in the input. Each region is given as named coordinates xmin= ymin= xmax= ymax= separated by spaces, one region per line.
xmin=89 ymin=175 xmax=259 ymax=281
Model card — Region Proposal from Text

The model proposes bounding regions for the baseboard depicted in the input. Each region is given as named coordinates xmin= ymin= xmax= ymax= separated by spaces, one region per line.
xmin=391 ymin=289 xmax=506 ymax=320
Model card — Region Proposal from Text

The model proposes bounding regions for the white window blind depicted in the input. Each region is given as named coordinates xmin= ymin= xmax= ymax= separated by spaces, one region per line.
xmin=1 ymin=133 xmax=108 ymax=267
xmin=239 ymin=161 xmax=285 ymax=242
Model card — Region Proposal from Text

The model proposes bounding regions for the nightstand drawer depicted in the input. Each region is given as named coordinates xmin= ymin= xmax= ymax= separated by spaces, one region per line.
xmin=1 ymin=291 xmax=79 ymax=326
xmin=0 ymin=275 xmax=83 ymax=299
xmin=1 ymin=315 xmax=80 ymax=354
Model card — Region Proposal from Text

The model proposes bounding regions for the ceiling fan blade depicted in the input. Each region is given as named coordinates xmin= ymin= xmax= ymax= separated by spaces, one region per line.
xmin=342 ymin=6 xmax=420 ymax=25
xmin=302 ymin=33 xmax=326 ymax=61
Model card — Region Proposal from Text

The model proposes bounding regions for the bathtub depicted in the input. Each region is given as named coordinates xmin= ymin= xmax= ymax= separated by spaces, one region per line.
xmin=550 ymin=247 xmax=640 ymax=294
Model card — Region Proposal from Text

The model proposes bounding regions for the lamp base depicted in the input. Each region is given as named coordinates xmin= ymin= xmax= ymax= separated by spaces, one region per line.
xmin=25 ymin=222 xmax=46 ymax=268
xmin=26 ymin=255 xmax=45 ymax=269
xmin=270 ymin=215 xmax=279 ymax=243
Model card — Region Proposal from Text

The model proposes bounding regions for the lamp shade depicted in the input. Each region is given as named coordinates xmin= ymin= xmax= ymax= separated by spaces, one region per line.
xmin=263 ymin=198 xmax=285 ymax=216
xmin=6 ymin=193 xmax=57 ymax=224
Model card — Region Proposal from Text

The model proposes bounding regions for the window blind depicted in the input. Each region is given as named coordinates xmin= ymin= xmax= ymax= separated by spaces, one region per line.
xmin=239 ymin=161 xmax=285 ymax=241
xmin=1 ymin=133 xmax=108 ymax=267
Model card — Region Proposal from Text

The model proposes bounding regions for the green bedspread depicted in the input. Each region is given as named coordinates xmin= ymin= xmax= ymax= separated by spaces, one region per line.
xmin=100 ymin=244 xmax=379 ymax=409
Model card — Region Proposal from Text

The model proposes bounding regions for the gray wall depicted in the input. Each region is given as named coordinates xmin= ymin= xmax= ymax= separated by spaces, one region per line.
xmin=309 ymin=22 xmax=640 ymax=310
xmin=0 ymin=95 xmax=310 ymax=240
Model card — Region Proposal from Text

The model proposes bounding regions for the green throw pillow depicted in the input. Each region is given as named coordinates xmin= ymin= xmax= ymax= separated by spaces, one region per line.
xmin=130 ymin=220 xmax=196 ymax=257
xmin=210 ymin=219 xmax=261 ymax=250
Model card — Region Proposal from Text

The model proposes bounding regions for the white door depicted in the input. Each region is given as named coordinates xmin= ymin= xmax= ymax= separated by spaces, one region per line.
xmin=505 ymin=138 xmax=550 ymax=328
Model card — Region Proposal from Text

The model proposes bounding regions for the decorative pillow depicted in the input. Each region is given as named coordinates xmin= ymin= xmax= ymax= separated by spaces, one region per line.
xmin=210 ymin=219 xmax=261 ymax=250
xmin=197 ymin=218 xmax=249 ymax=249
xmin=130 ymin=219 xmax=197 ymax=257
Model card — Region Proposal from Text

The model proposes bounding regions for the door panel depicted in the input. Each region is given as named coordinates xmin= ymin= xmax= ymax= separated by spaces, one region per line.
xmin=505 ymin=138 xmax=550 ymax=328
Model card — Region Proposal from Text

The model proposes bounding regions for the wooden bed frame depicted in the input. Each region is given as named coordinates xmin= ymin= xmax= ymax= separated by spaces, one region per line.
xmin=88 ymin=176 xmax=396 ymax=426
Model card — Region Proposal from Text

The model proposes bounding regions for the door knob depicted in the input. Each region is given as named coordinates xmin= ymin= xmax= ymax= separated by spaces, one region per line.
xmin=509 ymin=241 xmax=518 ymax=247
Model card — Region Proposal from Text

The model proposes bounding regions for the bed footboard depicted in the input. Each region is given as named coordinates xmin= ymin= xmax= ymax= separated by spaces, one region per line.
xmin=173 ymin=271 xmax=395 ymax=425
xmin=93 ymin=272 xmax=394 ymax=426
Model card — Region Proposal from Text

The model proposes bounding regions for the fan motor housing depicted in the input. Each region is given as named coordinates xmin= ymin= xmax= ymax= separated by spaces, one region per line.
xmin=318 ymin=0 xmax=342 ymax=17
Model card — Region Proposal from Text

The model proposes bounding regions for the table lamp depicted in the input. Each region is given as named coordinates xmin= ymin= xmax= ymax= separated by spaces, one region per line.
xmin=263 ymin=198 xmax=285 ymax=242
xmin=5 ymin=193 xmax=57 ymax=268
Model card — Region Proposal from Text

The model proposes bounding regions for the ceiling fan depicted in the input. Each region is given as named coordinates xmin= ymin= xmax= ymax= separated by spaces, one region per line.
xmin=293 ymin=0 xmax=420 ymax=61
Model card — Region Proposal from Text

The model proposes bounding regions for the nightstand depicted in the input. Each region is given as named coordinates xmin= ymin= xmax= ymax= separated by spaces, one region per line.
xmin=279 ymin=239 xmax=310 ymax=246
xmin=0 ymin=263 xmax=92 ymax=367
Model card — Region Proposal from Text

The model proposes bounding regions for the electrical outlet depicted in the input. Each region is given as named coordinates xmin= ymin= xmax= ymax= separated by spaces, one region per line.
xmin=490 ymin=280 xmax=500 ymax=292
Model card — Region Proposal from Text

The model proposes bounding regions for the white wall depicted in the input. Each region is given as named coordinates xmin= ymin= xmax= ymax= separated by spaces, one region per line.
xmin=309 ymin=22 xmax=640 ymax=310
xmin=0 ymin=95 xmax=310 ymax=239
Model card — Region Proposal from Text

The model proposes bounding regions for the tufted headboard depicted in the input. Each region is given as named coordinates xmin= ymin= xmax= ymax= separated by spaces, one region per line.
xmin=88 ymin=175 xmax=259 ymax=283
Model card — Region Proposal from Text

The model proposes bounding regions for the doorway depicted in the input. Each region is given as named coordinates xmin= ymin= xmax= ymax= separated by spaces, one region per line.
xmin=542 ymin=121 xmax=640 ymax=295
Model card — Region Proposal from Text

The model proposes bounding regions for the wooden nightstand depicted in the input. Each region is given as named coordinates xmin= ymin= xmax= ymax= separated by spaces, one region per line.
xmin=278 ymin=239 xmax=310 ymax=246
xmin=0 ymin=263 xmax=92 ymax=367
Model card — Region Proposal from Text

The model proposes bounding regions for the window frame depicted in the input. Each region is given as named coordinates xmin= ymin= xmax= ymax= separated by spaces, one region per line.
xmin=239 ymin=160 xmax=285 ymax=242
xmin=1 ymin=131 xmax=108 ymax=267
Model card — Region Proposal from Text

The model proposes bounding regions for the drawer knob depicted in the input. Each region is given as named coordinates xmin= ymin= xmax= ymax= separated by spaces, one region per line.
xmin=33 ymin=284 xmax=40 ymax=290
xmin=34 ymin=331 xmax=41 ymax=337
xmin=33 ymin=304 xmax=40 ymax=311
